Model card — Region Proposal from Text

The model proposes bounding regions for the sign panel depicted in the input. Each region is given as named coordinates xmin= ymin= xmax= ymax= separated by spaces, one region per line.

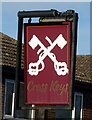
xmin=24 ymin=22 xmax=71 ymax=105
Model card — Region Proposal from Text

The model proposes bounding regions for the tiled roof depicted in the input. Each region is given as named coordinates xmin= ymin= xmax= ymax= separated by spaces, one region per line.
xmin=0 ymin=32 xmax=92 ymax=84
xmin=75 ymin=55 xmax=92 ymax=83
xmin=0 ymin=32 xmax=24 ymax=68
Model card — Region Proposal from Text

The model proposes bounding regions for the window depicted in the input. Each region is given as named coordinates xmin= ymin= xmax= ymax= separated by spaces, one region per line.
xmin=4 ymin=80 xmax=15 ymax=118
xmin=4 ymin=80 xmax=28 ymax=119
xmin=72 ymin=92 xmax=83 ymax=120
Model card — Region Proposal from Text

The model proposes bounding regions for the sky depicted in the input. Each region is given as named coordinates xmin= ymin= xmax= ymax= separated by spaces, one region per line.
xmin=0 ymin=1 xmax=91 ymax=55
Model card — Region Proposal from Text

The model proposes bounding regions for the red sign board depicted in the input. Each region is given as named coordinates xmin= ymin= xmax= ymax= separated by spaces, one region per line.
xmin=24 ymin=22 xmax=71 ymax=105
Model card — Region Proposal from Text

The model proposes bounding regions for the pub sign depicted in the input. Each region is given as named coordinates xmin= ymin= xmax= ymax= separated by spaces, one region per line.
xmin=24 ymin=22 xmax=71 ymax=105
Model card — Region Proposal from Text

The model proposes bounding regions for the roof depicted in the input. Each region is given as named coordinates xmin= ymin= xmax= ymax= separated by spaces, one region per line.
xmin=75 ymin=55 xmax=92 ymax=83
xmin=0 ymin=32 xmax=24 ymax=68
xmin=0 ymin=32 xmax=92 ymax=84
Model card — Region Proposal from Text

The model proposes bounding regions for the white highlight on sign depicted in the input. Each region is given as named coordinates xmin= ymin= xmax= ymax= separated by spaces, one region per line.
xmin=28 ymin=34 xmax=69 ymax=76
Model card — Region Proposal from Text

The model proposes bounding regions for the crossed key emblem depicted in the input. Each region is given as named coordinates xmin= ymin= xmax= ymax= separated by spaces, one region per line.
xmin=28 ymin=34 xmax=69 ymax=76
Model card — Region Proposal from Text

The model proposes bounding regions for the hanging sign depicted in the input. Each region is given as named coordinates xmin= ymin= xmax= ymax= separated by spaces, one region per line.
xmin=24 ymin=22 xmax=71 ymax=105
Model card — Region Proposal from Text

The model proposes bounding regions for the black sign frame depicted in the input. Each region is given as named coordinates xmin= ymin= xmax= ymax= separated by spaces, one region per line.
xmin=15 ymin=10 xmax=78 ymax=112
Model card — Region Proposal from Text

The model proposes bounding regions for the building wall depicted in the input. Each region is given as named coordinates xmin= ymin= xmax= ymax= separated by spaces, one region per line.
xmin=83 ymin=89 xmax=92 ymax=120
xmin=2 ymin=84 xmax=5 ymax=119
xmin=83 ymin=109 xmax=92 ymax=120
xmin=0 ymin=83 xmax=5 ymax=120
xmin=35 ymin=109 xmax=55 ymax=120
xmin=0 ymin=81 xmax=2 ymax=120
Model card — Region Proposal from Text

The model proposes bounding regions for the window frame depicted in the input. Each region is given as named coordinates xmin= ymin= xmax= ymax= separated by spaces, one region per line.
xmin=4 ymin=79 xmax=25 ymax=119
xmin=72 ymin=92 xmax=83 ymax=119
xmin=4 ymin=79 xmax=15 ymax=118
